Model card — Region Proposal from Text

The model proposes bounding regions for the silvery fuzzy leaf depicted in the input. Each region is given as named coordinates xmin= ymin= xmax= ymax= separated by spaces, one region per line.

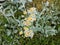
xmin=11 ymin=0 xmax=13 ymax=2
xmin=58 ymin=26 xmax=60 ymax=32
xmin=4 ymin=24 xmax=7 ymax=27
xmin=44 ymin=26 xmax=52 ymax=30
xmin=6 ymin=29 xmax=11 ymax=36
xmin=18 ymin=5 xmax=25 ymax=10
xmin=20 ymin=0 xmax=26 ymax=5
xmin=0 ymin=0 xmax=5 ymax=1
xmin=13 ymin=30 xmax=18 ymax=33
xmin=12 ymin=0 xmax=20 ymax=3
xmin=0 ymin=5 xmax=3 ymax=9
xmin=18 ymin=20 xmax=24 ymax=26
xmin=7 ymin=17 xmax=18 ymax=24
xmin=30 ymin=26 xmax=41 ymax=32
xmin=45 ymin=29 xmax=57 ymax=36
xmin=28 ymin=0 xmax=32 ymax=2
xmin=5 ymin=13 xmax=12 ymax=16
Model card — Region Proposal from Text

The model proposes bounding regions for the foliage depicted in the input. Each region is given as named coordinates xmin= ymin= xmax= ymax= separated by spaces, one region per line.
xmin=0 ymin=0 xmax=60 ymax=45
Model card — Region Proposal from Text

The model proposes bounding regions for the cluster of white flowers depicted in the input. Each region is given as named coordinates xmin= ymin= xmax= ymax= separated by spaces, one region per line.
xmin=19 ymin=7 xmax=37 ymax=38
xmin=23 ymin=7 xmax=37 ymax=26
xmin=19 ymin=27 xmax=34 ymax=38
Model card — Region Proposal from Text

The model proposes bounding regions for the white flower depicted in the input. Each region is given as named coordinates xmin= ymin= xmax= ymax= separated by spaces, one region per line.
xmin=23 ymin=27 xmax=29 ymax=30
xmin=24 ymin=30 xmax=34 ymax=38
xmin=27 ymin=7 xmax=37 ymax=14
xmin=19 ymin=31 xmax=23 ymax=35
xmin=27 ymin=14 xmax=36 ymax=22
xmin=45 ymin=1 xmax=49 ymax=6
xmin=23 ymin=10 xmax=27 ymax=14
xmin=23 ymin=21 xmax=31 ymax=26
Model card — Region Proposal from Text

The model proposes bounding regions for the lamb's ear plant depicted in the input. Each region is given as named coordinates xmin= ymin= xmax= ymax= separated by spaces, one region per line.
xmin=0 ymin=0 xmax=60 ymax=45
